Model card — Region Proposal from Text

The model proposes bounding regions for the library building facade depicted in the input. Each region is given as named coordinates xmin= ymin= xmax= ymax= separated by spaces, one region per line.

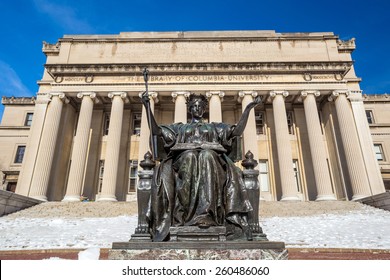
xmin=0 ymin=31 xmax=389 ymax=202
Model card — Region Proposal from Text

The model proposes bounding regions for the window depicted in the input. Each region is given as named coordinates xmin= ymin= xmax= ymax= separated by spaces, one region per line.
xmin=255 ymin=111 xmax=265 ymax=135
xmin=374 ymin=144 xmax=385 ymax=161
xmin=24 ymin=113 xmax=33 ymax=126
xmin=14 ymin=146 xmax=26 ymax=164
xmin=287 ymin=111 xmax=294 ymax=134
xmin=103 ymin=113 xmax=110 ymax=136
xmin=259 ymin=160 xmax=270 ymax=192
xmin=293 ymin=159 xmax=302 ymax=192
xmin=128 ymin=160 xmax=138 ymax=192
xmin=6 ymin=182 xmax=17 ymax=193
xmin=133 ymin=114 xmax=141 ymax=135
xmin=366 ymin=110 xmax=374 ymax=124
xmin=98 ymin=160 xmax=104 ymax=193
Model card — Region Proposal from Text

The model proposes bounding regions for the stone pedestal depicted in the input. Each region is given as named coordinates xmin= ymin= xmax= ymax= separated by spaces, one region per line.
xmin=109 ymin=241 xmax=287 ymax=260
xmin=170 ymin=226 xmax=226 ymax=242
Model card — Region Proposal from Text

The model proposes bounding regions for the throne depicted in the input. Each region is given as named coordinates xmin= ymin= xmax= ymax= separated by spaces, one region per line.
xmin=131 ymin=147 xmax=267 ymax=242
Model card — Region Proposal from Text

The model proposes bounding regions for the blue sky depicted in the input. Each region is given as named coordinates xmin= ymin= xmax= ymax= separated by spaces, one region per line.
xmin=0 ymin=0 xmax=389 ymax=120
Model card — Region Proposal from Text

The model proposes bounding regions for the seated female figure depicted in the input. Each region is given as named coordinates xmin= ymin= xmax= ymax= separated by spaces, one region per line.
xmin=142 ymin=94 xmax=261 ymax=241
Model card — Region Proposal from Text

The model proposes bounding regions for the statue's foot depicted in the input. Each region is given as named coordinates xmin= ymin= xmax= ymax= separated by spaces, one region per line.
xmin=192 ymin=214 xmax=216 ymax=228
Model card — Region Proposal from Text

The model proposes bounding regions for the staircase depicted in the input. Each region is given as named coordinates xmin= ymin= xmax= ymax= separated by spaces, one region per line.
xmin=5 ymin=200 xmax=369 ymax=219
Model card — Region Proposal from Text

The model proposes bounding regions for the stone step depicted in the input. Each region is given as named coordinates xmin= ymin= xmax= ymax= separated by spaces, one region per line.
xmin=4 ymin=200 xmax=370 ymax=219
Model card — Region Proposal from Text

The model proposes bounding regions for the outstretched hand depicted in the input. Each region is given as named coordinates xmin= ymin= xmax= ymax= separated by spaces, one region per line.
xmin=246 ymin=95 xmax=262 ymax=110
xmin=253 ymin=95 xmax=262 ymax=105
xmin=232 ymin=95 xmax=262 ymax=137
xmin=140 ymin=91 xmax=150 ymax=106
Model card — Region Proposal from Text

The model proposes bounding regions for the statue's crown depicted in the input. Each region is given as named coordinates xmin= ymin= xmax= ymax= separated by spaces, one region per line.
xmin=186 ymin=93 xmax=208 ymax=107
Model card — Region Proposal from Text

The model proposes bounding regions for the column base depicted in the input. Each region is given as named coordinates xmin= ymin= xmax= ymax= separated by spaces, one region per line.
xmin=62 ymin=195 xmax=81 ymax=202
xmin=316 ymin=195 xmax=337 ymax=201
xmin=29 ymin=195 xmax=48 ymax=202
xmin=97 ymin=195 xmax=117 ymax=202
xmin=280 ymin=196 xmax=300 ymax=201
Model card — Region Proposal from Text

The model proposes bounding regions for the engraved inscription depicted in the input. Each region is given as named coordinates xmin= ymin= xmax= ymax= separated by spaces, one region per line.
xmin=129 ymin=74 xmax=272 ymax=83
xmin=57 ymin=73 xmax=336 ymax=84
xmin=64 ymin=77 xmax=84 ymax=82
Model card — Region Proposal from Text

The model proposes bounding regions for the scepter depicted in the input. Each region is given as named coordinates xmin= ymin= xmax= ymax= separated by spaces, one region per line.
xmin=142 ymin=68 xmax=158 ymax=160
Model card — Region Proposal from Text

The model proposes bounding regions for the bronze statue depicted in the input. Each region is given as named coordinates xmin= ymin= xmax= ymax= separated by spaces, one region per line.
xmin=141 ymin=92 xmax=261 ymax=242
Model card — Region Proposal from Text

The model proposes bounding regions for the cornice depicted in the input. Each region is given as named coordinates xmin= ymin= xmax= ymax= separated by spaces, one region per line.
xmin=0 ymin=126 xmax=31 ymax=131
xmin=58 ymin=31 xmax=338 ymax=44
xmin=1 ymin=96 xmax=36 ymax=105
xmin=337 ymin=38 xmax=356 ymax=53
xmin=42 ymin=41 xmax=60 ymax=56
xmin=45 ymin=61 xmax=353 ymax=79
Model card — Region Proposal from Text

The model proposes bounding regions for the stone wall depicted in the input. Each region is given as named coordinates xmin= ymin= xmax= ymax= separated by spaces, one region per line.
xmin=0 ymin=190 xmax=41 ymax=216
xmin=357 ymin=191 xmax=390 ymax=211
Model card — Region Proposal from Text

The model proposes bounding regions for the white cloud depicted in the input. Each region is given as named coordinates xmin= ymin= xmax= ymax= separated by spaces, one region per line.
xmin=33 ymin=0 xmax=95 ymax=33
xmin=0 ymin=61 xmax=33 ymax=97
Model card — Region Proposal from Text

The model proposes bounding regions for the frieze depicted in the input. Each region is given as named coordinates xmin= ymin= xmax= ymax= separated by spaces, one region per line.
xmin=51 ymin=73 xmax=342 ymax=85
xmin=45 ymin=61 xmax=352 ymax=78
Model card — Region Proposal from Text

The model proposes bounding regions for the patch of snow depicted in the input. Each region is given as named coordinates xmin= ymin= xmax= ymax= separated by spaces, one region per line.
xmin=0 ymin=209 xmax=389 ymax=251
xmin=78 ymin=247 xmax=100 ymax=260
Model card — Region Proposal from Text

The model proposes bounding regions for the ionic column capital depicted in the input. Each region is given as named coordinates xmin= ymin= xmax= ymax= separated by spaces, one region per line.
xmin=238 ymin=91 xmax=258 ymax=103
xmin=301 ymin=90 xmax=320 ymax=99
xmin=238 ymin=90 xmax=258 ymax=98
xmin=206 ymin=91 xmax=225 ymax=100
xmin=270 ymin=90 xmax=289 ymax=99
xmin=77 ymin=92 xmax=99 ymax=103
xmin=328 ymin=90 xmax=349 ymax=102
xmin=171 ymin=91 xmax=190 ymax=102
xmin=108 ymin=91 xmax=129 ymax=103
xmin=49 ymin=92 xmax=69 ymax=104
xmin=138 ymin=91 xmax=159 ymax=103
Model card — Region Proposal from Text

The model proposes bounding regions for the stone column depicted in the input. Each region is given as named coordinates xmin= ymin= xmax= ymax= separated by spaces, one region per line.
xmin=29 ymin=93 xmax=68 ymax=201
xmin=270 ymin=91 xmax=299 ymax=201
xmin=16 ymin=94 xmax=51 ymax=196
xmin=172 ymin=91 xmax=190 ymax=123
xmin=98 ymin=92 xmax=127 ymax=201
xmin=206 ymin=91 xmax=224 ymax=122
xmin=238 ymin=91 xmax=264 ymax=200
xmin=301 ymin=91 xmax=336 ymax=201
xmin=349 ymin=91 xmax=385 ymax=195
xmin=238 ymin=91 xmax=260 ymax=161
xmin=138 ymin=92 xmax=157 ymax=167
xmin=63 ymin=92 xmax=98 ymax=202
xmin=330 ymin=90 xmax=371 ymax=200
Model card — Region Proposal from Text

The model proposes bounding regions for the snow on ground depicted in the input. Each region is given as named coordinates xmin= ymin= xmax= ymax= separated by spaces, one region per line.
xmin=261 ymin=210 xmax=390 ymax=249
xmin=0 ymin=207 xmax=389 ymax=251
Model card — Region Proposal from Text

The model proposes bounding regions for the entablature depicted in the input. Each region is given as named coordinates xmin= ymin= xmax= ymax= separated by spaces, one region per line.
xmin=45 ymin=61 xmax=353 ymax=80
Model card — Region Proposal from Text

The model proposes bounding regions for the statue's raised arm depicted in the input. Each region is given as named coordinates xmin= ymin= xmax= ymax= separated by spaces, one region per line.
xmin=140 ymin=92 xmax=162 ymax=136
xmin=230 ymin=95 xmax=262 ymax=137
